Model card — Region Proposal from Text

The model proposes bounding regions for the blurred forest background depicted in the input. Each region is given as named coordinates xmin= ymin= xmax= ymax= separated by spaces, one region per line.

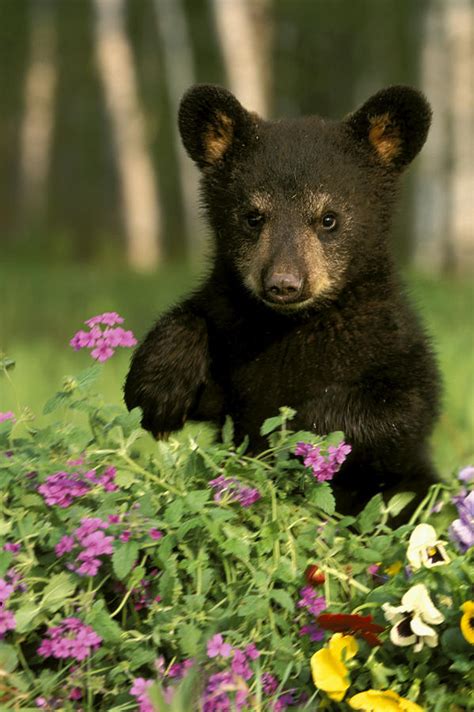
xmin=0 ymin=0 xmax=473 ymax=475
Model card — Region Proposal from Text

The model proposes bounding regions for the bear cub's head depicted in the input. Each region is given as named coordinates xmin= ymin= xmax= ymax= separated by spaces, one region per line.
xmin=179 ymin=84 xmax=431 ymax=312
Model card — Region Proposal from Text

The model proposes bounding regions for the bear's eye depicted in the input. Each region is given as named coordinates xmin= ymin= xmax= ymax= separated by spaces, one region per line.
xmin=246 ymin=212 xmax=265 ymax=229
xmin=321 ymin=212 xmax=338 ymax=231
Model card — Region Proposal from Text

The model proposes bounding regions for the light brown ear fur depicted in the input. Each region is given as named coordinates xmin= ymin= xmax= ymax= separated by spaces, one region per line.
xmin=203 ymin=112 xmax=234 ymax=164
xmin=368 ymin=113 xmax=402 ymax=163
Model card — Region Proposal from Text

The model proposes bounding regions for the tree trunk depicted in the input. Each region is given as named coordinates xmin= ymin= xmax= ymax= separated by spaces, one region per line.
xmin=19 ymin=0 xmax=57 ymax=223
xmin=154 ymin=0 xmax=204 ymax=260
xmin=211 ymin=0 xmax=272 ymax=117
xmin=94 ymin=0 xmax=161 ymax=271
xmin=414 ymin=0 xmax=474 ymax=274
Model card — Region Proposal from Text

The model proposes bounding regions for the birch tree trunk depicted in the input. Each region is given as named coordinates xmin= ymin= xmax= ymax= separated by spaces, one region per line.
xmin=94 ymin=0 xmax=161 ymax=271
xmin=414 ymin=0 xmax=474 ymax=274
xmin=211 ymin=0 xmax=272 ymax=117
xmin=154 ymin=0 xmax=204 ymax=260
xmin=19 ymin=0 xmax=57 ymax=222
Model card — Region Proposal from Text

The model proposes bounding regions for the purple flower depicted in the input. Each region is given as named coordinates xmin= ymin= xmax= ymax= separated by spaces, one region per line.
xmin=149 ymin=528 xmax=163 ymax=540
xmin=55 ymin=518 xmax=114 ymax=577
xmin=0 ymin=579 xmax=14 ymax=602
xmin=294 ymin=441 xmax=351 ymax=482
xmin=0 ymin=411 xmax=15 ymax=423
xmin=86 ymin=312 xmax=124 ymax=327
xmin=3 ymin=542 xmax=20 ymax=554
xmin=449 ymin=491 xmax=474 ymax=552
xmin=38 ymin=471 xmax=90 ymax=508
xmin=0 ymin=607 xmax=16 ymax=636
xmin=261 ymin=673 xmax=279 ymax=695
xmin=209 ymin=476 xmax=261 ymax=508
xmin=168 ymin=658 xmax=193 ymax=679
xmin=297 ymin=587 xmax=326 ymax=616
xmin=203 ymin=671 xmax=249 ymax=712
xmin=244 ymin=643 xmax=260 ymax=660
xmin=299 ymin=623 xmax=325 ymax=642
xmin=231 ymin=649 xmax=252 ymax=681
xmin=207 ymin=633 xmax=233 ymax=658
xmin=120 ymin=530 xmax=132 ymax=543
xmin=37 ymin=618 xmax=101 ymax=661
xmin=70 ymin=313 xmax=136 ymax=362
xmin=458 ymin=465 xmax=474 ymax=484
xmin=130 ymin=677 xmax=154 ymax=712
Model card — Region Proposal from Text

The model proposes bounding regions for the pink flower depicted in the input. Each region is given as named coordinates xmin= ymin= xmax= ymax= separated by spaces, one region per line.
xmin=295 ymin=441 xmax=351 ymax=482
xmin=0 ymin=411 xmax=15 ymax=424
xmin=149 ymin=528 xmax=163 ymax=540
xmin=70 ymin=313 xmax=136 ymax=362
xmin=37 ymin=618 xmax=101 ymax=661
xmin=130 ymin=678 xmax=154 ymax=712
xmin=0 ymin=608 xmax=16 ymax=636
xmin=207 ymin=633 xmax=233 ymax=658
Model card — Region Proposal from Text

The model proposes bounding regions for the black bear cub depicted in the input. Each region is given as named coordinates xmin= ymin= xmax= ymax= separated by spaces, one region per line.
xmin=124 ymin=84 xmax=441 ymax=513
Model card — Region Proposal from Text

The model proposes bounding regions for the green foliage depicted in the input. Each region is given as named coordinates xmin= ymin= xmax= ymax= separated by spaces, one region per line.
xmin=0 ymin=358 xmax=472 ymax=710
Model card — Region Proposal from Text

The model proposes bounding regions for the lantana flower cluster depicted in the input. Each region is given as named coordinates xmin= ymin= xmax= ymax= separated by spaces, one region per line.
xmin=55 ymin=517 xmax=114 ymax=576
xmin=209 ymin=475 xmax=261 ymax=507
xmin=70 ymin=311 xmax=137 ymax=362
xmin=0 ymin=577 xmax=16 ymax=639
xmin=38 ymin=465 xmax=118 ymax=508
xmin=295 ymin=441 xmax=352 ymax=481
xmin=37 ymin=617 xmax=102 ymax=661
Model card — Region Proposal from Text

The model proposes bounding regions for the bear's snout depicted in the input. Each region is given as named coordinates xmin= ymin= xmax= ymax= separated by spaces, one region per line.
xmin=263 ymin=271 xmax=305 ymax=304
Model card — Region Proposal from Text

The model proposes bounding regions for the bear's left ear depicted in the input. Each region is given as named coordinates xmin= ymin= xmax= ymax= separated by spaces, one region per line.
xmin=345 ymin=86 xmax=432 ymax=171
xmin=178 ymin=84 xmax=258 ymax=170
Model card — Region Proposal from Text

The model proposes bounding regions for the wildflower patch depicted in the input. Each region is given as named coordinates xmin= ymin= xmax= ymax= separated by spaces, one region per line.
xmin=0 ymin=317 xmax=472 ymax=710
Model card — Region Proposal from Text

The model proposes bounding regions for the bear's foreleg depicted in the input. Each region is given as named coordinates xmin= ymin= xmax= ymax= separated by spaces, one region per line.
xmin=124 ymin=304 xmax=215 ymax=437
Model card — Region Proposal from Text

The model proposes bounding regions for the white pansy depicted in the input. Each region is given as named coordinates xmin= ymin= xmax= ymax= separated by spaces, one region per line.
xmin=406 ymin=523 xmax=450 ymax=569
xmin=383 ymin=583 xmax=444 ymax=652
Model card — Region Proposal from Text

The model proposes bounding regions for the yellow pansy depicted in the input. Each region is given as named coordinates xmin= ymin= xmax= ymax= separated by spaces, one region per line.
xmin=385 ymin=561 xmax=403 ymax=576
xmin=348 ymin=689 xmax=425 ymax=711
xmin=310 ymin=633 xmax=358 ymax=702
xmin=460 ymin=601 xmax=474 ymax=644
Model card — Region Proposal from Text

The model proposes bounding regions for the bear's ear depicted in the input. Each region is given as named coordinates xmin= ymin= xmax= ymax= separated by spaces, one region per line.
xmin=345 ymin=86 xmax=432 ymax=171
xmin=178 ymin=84 xmax=256 ymax=170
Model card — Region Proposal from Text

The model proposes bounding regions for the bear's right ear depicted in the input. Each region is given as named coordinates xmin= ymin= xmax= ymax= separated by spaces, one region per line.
xmin=178 ymin=84 xmax=256 ymax=170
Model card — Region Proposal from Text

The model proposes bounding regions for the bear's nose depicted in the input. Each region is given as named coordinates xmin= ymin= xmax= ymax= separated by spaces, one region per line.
xmin=264 ymin=272 xmax=304 ymax=303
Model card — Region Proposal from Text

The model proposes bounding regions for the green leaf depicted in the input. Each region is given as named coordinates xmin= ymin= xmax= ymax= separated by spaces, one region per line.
xmin=260 ymin=414 xmax=285 ymax=436
xmin=0 ymin=551 xmax=13 ymax=578
xmin=0 ymin=643 xmax=18 ymax=672
xmin=309 ymin=483 xmax=336 ymax=515
xmin=177 ymin=623 xmax=201 ymax=656
xmin=270 ymin=589 xmax=295 ymax=612
xmin=163 ymin=499 xmax=184 ymax=526
xmin=43 ymin=392 xmax=71 ymax=415
xmin=223 ymin=539 xmax=249 ymax=560
xmin=75 ymin=363 xmax=102 ymax=388
xmin=41 ymin=573 xmax=76 ymax=611
xmin=158 ymin=567 xmax=175 ymax=604
xmin=112 ymin=541 xmax=140 ymax=580
xmin=358 ymin=494 xmax=384 ymax=533
xmin=114 ymin=470 xmax=136 ymax=489
xmin=386 ymin=492 xmax=415 ymax=517
xmin=222 ymin=416 xmax=234 ymax=445
xmin=86 ymin=601 xmax=123 ymax=643
xmin=15 ymin=604 xmax=40 ymax=633
xmin=184 ymin=490 xmax=210 ymax=512
xmin=357 ymin=548 xmax=384 ymax=563
xmin=238 ymin=596 xmax=268 ymax=620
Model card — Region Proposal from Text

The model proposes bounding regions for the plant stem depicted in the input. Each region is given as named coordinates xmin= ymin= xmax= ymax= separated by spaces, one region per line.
xmin=120 ymin=453 xmax=183 ymax=496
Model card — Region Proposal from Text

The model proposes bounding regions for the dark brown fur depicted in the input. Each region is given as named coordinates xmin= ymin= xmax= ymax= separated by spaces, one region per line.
xmin=124 ymin=84 xmax=441 ymax=514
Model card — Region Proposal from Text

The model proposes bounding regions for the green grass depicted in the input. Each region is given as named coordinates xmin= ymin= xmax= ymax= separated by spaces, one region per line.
xmin=1 ymin=260 xmax=472 ymax=476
